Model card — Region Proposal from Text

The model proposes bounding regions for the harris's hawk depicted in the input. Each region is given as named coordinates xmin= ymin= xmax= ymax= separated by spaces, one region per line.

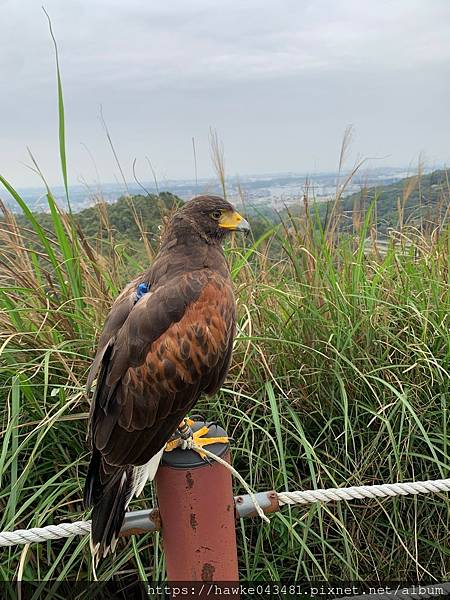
xmin=84 ymin=195 xmax=249 ymax=561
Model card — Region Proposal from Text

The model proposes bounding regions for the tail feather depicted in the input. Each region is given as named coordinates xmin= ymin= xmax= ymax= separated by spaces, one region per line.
xmin=90 ymin=467 xmax=131 ymax=564
xmin=84 ymin=450 xmax=132 ymax=564
xmin=85 ymin=448 xmax=164 ymax=565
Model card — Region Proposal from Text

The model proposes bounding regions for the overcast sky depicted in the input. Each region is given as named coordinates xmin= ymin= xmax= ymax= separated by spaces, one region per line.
xmin=1 ymin=0 xmax=449 ymax=187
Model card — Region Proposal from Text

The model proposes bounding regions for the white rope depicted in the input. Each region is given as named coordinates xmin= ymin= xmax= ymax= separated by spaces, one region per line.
xmin=0 ymin=521 xmax=91 ymax=547
xmin=2 ymin=477 xmax=450 ymax=548
xmin=277 ymin=478 xmax=450 ymax=506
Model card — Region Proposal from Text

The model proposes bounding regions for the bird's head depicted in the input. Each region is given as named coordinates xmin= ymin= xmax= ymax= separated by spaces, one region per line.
xmin=169 ymin=195 xmax=250 ymax=244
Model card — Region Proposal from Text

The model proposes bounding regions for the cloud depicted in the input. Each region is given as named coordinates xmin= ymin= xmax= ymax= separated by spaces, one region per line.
xmin=4 ymin=0 xmax=450 ymax=89
xmin=0 ymin=0 xmax=449 ymax=186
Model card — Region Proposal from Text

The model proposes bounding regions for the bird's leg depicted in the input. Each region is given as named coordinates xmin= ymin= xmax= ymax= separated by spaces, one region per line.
xmin=177 ymin=418 xmax=194 ymax=440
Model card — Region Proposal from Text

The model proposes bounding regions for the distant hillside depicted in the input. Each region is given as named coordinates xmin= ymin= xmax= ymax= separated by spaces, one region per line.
xmin=7 ymin=170 xmax=448 ymax=253
xmin=70 ymin=169 xmax=450 ymax=240
xmin=10 ymin=191 xmax=181 ymax=243
xmin=328 ymin=169 xmax=449 ymax=231
xmin=74 ymin=191 xmax=182 ymax=240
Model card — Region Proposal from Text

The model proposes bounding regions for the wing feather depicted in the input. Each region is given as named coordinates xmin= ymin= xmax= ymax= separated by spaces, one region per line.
xmin=88 ymin=270 xmax=235 ymax=469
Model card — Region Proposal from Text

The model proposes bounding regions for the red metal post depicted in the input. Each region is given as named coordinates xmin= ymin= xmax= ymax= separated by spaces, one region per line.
xmin=155 ymin=422 xmax=239 ymax=582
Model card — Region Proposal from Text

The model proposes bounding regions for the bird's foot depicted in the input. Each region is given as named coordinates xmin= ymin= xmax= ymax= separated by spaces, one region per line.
xmin=164 ymin=419 xmax=229 ymax=460
xmin=188 ymin=425 xmax=229 ymax=460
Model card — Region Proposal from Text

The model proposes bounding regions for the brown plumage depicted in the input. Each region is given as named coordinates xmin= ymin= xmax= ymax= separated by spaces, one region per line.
xmin=84 ymin=195 xmax=249 ymax=560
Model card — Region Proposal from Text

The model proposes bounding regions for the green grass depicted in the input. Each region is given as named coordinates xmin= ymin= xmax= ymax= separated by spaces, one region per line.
xmin=1 ymin=21 xmax=450 ymax=585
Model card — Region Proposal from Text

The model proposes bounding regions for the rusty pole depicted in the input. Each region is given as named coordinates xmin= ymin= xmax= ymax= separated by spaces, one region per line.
xmin=155 ymin=422 xmax=239 ymax=582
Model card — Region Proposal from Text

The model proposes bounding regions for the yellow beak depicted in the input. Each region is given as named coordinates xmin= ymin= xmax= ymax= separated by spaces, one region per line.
xmin=218 ymin=210 xmax=250 ymax=231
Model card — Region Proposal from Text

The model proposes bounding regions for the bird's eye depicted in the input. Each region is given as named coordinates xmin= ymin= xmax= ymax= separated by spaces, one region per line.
xmin=211 ymin=210 xmax=222 ymax=220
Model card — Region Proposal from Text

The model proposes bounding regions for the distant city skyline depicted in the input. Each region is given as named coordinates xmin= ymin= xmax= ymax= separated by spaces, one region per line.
xmin=6 ymin=165 xmax=438 ymax=215
xmin=1 ymin=0 xmax=449 ymax=188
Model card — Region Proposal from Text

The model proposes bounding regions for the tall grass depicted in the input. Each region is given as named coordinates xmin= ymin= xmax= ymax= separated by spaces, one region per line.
xmin=1 ymin=169 xmax=449 ymax=583
xmin=1 ymin=22 xmax=450 ymax=585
